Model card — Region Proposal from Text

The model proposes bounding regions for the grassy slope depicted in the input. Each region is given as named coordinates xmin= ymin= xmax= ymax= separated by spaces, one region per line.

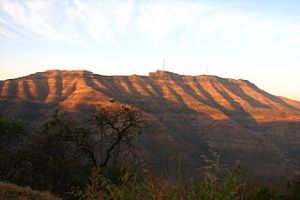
xmin=0 ymin=182 xmax=58 ymax=200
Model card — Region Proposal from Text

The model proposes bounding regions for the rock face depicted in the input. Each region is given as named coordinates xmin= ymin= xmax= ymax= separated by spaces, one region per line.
xmin=1 ymin=70 xmax=300 ymax=178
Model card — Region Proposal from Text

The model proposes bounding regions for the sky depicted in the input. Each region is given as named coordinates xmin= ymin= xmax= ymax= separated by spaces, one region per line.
xmin=0 ymin=0 xmax=300 ymax=100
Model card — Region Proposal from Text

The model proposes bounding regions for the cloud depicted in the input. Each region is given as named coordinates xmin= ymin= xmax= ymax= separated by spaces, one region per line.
xmin=67 ymin=1 xmax=114 ymax=43
xmin=65 ymin=0 xmax=136 ymax=43
xmin=0 ymin=1 xmax=56 ymax=38
xmin=0 ymin=0 xmax=87 ymax=43
xmin=0 ymin=17 xmax=29 ymax=40
xmin=135 ymin=1 xmax=187 ymax=43
xmin=113 ymin=0 xmax=134 ymax=31
xmin=0 ymin=0 xmax=299 ymax=48
xmin=0 ymin=27 xmax=13 ymax=39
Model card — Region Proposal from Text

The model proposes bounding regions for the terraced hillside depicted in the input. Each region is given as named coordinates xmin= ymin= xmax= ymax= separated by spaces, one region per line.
xmin=0 ymin=70 xmax=299 ymax=178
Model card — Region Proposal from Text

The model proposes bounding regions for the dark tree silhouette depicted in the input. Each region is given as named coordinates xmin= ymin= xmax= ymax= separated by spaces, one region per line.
xmin=91 ymin=104 xmax=144 ymax=167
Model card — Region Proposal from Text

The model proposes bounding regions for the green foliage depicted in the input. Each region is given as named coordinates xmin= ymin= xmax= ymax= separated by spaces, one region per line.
xmin=0 ymin=105 xmax=144 ymax=198
xmin=1 ymin=110 xmax=300 ymax=200
xmin=248 ymin=175 xmax=300 ymax=200
xmin=10 ymin=110 xmax=92 ymax=195
xmin=286 ymin=175 xmax=300 ymax=200
xmin=253 ymin=187 xmax=284 ymax=200
xmin=0 ymin=118 xmax=24 ymax=143
xmin=78 ymin=147 xmax=246 ymax=200
xmin=0 ymin=118 xmax=26 ymax=181
xmin=186 ymin=149 xmax=245 ymax=200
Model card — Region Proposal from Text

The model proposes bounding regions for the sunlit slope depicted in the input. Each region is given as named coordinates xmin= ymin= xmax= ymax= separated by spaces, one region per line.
xmin=1 ymin=70 xmax=299 ymax=121
xmin=0 ymin=70 xmax=299 ymax=178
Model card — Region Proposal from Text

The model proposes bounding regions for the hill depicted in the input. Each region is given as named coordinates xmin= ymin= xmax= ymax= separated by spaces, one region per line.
xmin=0 ymin=70 xmax=299 ymax=179
xmin=0 ymin=182 xmax=57 ymax=200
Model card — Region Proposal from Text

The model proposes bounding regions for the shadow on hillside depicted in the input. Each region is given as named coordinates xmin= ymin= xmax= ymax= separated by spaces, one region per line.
xmin=211 ymin=82 xmax=258 ymax=129
xmin=3 ymin=80 xmax=17 ymax=99
xmin=1 ymin=72 xmax=300 ymax=178
xmin=31 ymin=74 xmax=51 ymax=101
xmin=220 ymin=79 xmax=270 ymax=108
xmin=183 ymin=77 xmax=258 ymax=129
xmin=250 ymin=84 xmax=300 ymax=111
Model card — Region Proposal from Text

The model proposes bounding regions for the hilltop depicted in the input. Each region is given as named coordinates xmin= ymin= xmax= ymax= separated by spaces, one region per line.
xmin=0 ymin=69 xmax=300 ymax=178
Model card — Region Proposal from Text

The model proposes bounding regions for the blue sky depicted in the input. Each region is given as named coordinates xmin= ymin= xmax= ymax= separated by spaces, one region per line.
xmin=0 ymin=0 xmax=300 ymax=100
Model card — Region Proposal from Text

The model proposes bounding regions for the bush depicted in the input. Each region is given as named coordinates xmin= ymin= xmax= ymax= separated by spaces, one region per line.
xmin=0 ymin=182 xmax=58 ymax=200
xmin=79 ymin=147 xmax=246 ymax=200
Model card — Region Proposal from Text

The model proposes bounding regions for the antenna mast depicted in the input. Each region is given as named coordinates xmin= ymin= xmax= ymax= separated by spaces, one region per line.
xmin=162 ymin=58 xmax=166 ymax=71
xmin=206 ymin=64 xmax=210 ymax=74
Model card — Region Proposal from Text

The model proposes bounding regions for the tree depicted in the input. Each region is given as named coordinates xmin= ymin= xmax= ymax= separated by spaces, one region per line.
xmin=91 ymin=104 xmax=144 ymax=167
xmin=11 ymin=110 xmax=91 ymax=195
xmin=0 ymin=118 xmax=25 ymax=180
xmin=3 ymin=104 xmax=144 ymax=196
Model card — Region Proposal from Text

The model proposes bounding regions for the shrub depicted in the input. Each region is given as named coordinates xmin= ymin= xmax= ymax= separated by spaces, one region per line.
xmin=0 ymin=182 xmax=58 ymax=200
xmin=79 ymin=147 xmax=246 ymax=200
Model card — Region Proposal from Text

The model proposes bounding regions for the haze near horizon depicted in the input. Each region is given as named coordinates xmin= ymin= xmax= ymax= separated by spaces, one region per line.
xmin=0 ymin=0 xmax=300 ymax=100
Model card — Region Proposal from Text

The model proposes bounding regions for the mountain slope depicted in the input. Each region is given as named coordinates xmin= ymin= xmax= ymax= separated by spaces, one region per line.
xmin=0 ymin=70 xmax=300 ymax=178
xmin=0 ymin=182 xmax=58 ymax=200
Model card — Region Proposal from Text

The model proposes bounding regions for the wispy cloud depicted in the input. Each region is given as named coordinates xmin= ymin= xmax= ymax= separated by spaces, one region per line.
xmin=0 ymin=27 xmax=14 ymax=39
xmin=0 ymin=1 xmax=60 ymax=39
xmin=0 ymin=0 xmax=300 ymax=47
xmin=65 ymin=0 xmax=136 ymax=43
xmin=0 ymin=0 xmax=88 ymax=44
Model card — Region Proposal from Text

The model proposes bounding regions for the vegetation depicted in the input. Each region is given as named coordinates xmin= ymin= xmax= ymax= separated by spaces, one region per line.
xmin=0 ymin=182 xmax=58 ymax=200
xmin=78 ymin=148 xmax=245 ymax=200
xmin=0 ymin=118 xmax=26 ymax=182
xmin=0 ymin=106 xmax=299 ymax=200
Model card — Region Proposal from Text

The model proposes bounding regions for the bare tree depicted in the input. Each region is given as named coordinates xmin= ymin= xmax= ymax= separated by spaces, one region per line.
xmin=43 ymin=104 xmax=145 ymax=168
xmin=91 ymin=104 xmax=144 ymax=167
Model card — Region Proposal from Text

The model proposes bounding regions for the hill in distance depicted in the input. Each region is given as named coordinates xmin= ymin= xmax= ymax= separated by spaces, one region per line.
xmin=0 ymin=69 xmax=300 ymax=179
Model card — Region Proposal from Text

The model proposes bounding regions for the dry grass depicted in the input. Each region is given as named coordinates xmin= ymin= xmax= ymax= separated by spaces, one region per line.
xmin=0 ymin=182 xmax=58 ymax=200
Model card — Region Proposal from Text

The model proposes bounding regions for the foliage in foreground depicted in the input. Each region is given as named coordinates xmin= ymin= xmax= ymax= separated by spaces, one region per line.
xmin=0 ymin=108 xmax=300 ymax=200
xmin=0 ymin=104 xmax=144 ymax=196
xmin=78 ymin=152 xmax=300 ymax=200
xmin=79 ymin=148 xmax=245 ymax=200
xmin=0 ymin=182 xmax=58 ymax=200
